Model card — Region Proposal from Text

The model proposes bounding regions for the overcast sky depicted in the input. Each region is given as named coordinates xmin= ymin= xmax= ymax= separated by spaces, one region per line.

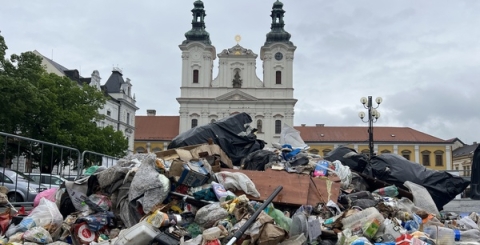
xmin=2 ymin=0 xmax=479 ymax=144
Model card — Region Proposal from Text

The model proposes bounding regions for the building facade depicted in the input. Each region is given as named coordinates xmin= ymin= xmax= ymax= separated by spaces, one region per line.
xmin=177 ymin=0 xmax=297 ymax=145
xmin=33 ymin=50 xmax=138 ymax=152
xmin=453 ymin=142 xmax=478 ymax=177
xmin=134 ymin=1 xmax=462 ymax=172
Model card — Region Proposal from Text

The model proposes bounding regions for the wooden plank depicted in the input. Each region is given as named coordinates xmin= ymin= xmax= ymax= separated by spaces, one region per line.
xmin=308 ymin=177 xmax=341 ymax=206
xmin=222 ymin=168 xmax=340 ymax=206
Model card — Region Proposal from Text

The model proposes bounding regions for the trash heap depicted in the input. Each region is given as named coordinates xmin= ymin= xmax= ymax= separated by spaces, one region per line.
xmin=0 ymin=112 xmax=477 ymax=245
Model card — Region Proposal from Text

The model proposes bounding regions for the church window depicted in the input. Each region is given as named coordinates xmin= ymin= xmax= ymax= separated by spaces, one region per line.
xmin=191 ymin=119 xmax=198 ymax=128
xmin=210 ymin=119 xmax=216 ymax=123
xmin=256 ymin=120 xmax=263 ymax=133
xmin=193 ymin=70 xmax=199 ymax=83
xmin=126 ymin=113 xmax=130 ymax=125
xmin=107 ymin=110 xmax=111 ymax=117
xmin=435 ymin=150 xmax=444 ymax=166
xmin=275 ymin=120 xmax=282 ymax=134
xmin=422 ymin=150 xmax=431 ymax=166
xmin=276 ymin=71 xmax=282 ymax=84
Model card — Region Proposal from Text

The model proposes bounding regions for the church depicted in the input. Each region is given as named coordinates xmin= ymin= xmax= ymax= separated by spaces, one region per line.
xmin=135 ymin=0 xmax=457 ymax=172
xmin=177 ymin=0 xmax=296 ymax=145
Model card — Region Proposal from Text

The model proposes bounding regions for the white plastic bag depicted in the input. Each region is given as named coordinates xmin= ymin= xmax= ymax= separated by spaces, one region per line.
xmin=279 ymin=123 xmax=309 ymax=150
xmin=403 ymin=181 xmax=440 ymax=217
xmin=215 ymin=172 xmax=260 ymax=198
xmin=332 ymin=160 xmax=352 ymax=189
xmin=28 ymin=198 xmax=63 ymax=230
xmin=23 ymin=226 xmax=53 ymax=243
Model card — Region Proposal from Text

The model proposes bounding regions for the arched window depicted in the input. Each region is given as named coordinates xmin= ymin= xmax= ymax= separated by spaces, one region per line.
xmin=361 ymin=149 xmax=370 ymax=158
xmin=193 ymin=70 xmax=199 ymax=83
xmin=276 ymin=71 xmax=282 ymax=84
xmin=135 ymin=147 xmax=145 ymax=153
xmin=401 ymin=150 xmax=411 ymax=160
xmin=381 ymin=150 xmax=391 ymax=154
xmin=421 ymin=150 xmax=431 ymax=166
xmin=322 ymin=149 xmax=332 ymax=157
xmin=152 ymin=147 xmax=162 ymax=153
xmin=256 ymin=120 xmax=263 ymax=133
xmin=434 ymin=150 xmax=444 ymax=166
xmin=275 ymin=120 xmax=282 ymax=134
xmin=210 ymin=119 xmax=216 ymax=123
xmin=191 ymin=119 xmax=198 ymax=128
xmin=309 ymin=149 xmax=320 ymax=154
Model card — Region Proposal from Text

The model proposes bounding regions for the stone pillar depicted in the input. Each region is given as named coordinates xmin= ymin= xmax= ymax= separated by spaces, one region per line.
xmin=446 ymin=145 xmax=452 ymax=170
xmin=353 ymin=144 xmax=359 ymax=152
xmin=414 ymin=145 xmax=420 ymax=163
xmin=393 ymin=145 xmax=398 ymax=154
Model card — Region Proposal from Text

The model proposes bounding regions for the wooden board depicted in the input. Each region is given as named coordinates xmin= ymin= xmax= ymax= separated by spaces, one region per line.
xmin=223 ymin=168 xmax=341 ymax=206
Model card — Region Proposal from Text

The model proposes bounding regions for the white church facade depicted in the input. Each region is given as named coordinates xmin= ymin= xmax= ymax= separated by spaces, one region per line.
xmin=177 ymin=0 xmax=297 ymax=145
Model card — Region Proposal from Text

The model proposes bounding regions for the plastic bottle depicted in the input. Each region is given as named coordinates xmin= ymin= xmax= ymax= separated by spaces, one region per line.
xmin=372 ymin=185 xmax=399 ymax=197
xmin=423 ymin=226 xmax=455 ymax=245
xmin=265 ymin=204 xmax=292 ymax=231
xmin=341 ymin=207 xmax=385 ymax=231
xmin=457 ymin=229 xmax=480 ymax=242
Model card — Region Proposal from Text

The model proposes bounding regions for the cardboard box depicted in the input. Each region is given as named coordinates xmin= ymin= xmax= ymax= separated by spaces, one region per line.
xmin=177 ymin=161 xmax=210 ymax=187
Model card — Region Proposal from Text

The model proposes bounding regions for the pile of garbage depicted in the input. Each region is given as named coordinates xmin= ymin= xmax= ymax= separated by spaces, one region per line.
xmin=0 ymin=112 xmax=478 ymax=245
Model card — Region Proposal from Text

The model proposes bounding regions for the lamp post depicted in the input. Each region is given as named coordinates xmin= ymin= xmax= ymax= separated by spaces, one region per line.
xmin=359 ymin=96 xmax=383 ymax=161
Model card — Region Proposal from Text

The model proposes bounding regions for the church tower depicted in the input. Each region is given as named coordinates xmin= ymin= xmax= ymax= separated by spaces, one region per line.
xmin=177 ymin=1 xmax=297 ymax=146
xmin=179 ymin=0 xmax=216 ymax=88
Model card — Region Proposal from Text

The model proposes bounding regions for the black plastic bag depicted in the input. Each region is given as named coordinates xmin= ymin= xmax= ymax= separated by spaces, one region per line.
xmin=366 ymin=153 xmax=470 ymax=210
xmin=168 ymin=113 xmax=265 ymax=166
xmin=241 ymin=150 xmax=278 ymax=171
xmin=471 ymin=144 xmax=480 ymax=199
xmin=324 ymin=146 xmax=368 ymax=172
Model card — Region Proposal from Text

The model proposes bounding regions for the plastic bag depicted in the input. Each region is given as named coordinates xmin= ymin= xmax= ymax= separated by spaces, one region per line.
xmin=403 ymin=181 xmax=440 ymax=217
xmin=23 ymin=226 xmax=53 ymax=244
xmin=28 ymin=198 xmax=63 ymax=231
xmin=34 ymin=188 xmax=58 ymax=207
xmin=194 ymin=203 xmax=228 ymax=228
xmin=215 ymin=172 xmax=260 ymax=198
xmin=332 ymin=160 xmax=352 ymax=189
xmin=279 ymin=124 xmax=309 ymax=150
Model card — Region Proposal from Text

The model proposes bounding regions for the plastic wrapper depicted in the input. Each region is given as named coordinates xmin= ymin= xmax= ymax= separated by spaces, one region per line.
xmin=215 ymin=172 xmax=260 ymax=198
xmin=23 ymin=226 xmax=53 ymax=244
xmin=332 ymin=160 xmax=352 ymax=189
xmin=241 ymin=150 xmax=279 ymax=171
xmin=194 ymin=203 xmax=228 ymax=228
xmin=88 ymin=194 xmax=112 ymax=211
xmin=202 ymin=226 xmax=228 ymax=241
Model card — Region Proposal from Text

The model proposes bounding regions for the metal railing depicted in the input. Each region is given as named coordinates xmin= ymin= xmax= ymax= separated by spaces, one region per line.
xmin=0 ymin=132 xmax=120 ymax=206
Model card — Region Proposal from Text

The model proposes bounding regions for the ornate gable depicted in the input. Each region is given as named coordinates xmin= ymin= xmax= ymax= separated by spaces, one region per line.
xmin=215 ymin=90 xmax=258 ymax=101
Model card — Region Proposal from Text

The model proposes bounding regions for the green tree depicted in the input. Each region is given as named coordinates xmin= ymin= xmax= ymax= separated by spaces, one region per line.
xmin=0 ymin=33 xmax=128 ymax=172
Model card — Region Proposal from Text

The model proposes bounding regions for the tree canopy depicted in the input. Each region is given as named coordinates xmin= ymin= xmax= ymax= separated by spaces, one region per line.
xmin=0 ymin=33 xmax=128 ymax=172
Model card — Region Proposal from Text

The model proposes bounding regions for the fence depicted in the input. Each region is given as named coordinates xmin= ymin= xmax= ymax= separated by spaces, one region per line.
xmin=0 ymin=132 xmax=120 ymax=206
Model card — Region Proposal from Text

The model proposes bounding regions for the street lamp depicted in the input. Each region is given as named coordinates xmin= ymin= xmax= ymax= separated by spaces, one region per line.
xmin=359 ymin=96 xmax=383 ymax=160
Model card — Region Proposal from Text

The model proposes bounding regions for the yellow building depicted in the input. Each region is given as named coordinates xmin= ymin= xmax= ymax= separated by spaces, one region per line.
xmin=135 ymin=113 xmax=457 ymax=171
xmin=294 ymin=124 xmax=456 ymax=171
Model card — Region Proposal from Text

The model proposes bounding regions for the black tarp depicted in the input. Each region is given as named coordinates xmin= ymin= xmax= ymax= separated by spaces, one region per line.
xmin=471 ymin=144 xmax=480 ymax=199
xmin=168 ymin=113 xmax=265 ymax=166
xmin=365 ymin=153 xmax=471 ymax=210
xmin=324 ymin=146 xmax=368 ymax=172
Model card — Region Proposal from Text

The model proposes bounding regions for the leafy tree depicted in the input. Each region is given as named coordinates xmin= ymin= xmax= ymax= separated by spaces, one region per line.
xmin=0 ymin=33 xmax=128 ymax=173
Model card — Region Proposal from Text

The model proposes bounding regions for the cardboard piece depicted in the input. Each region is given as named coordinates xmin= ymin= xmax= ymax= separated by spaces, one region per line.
xmin=177 ymin=161 xmax=210 ymax=187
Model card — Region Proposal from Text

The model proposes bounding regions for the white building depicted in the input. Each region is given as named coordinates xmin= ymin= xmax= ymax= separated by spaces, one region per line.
xmin=33 ymin=50 xmax=138 ymax=152
xmin=177 ymin=0 xmax=297 ymax=145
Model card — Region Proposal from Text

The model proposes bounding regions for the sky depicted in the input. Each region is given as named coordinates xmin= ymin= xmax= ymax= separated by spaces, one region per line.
xmin=2 ymin=0 xmax=480 ymax=144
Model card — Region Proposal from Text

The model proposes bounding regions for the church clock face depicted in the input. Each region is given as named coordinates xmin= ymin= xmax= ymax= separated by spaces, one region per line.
xmin=274 ymin=52 xmax=283 ymax=61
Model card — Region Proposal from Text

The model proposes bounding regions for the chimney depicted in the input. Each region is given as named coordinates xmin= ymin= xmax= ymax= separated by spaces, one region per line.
xmin=147 ymin=109 xmax=156 ymax=116
xmin=316 ymin=124 xmax=325 ymax=127
xmin=301 ymin=124 xmax=306 ymax=127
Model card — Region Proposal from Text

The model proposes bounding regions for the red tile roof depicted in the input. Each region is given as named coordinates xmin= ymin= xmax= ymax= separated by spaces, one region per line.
xmin=135 ymin=116 xmax=180 ymax=141
xmin=294 ymin=126 xmax=448 ymax=144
